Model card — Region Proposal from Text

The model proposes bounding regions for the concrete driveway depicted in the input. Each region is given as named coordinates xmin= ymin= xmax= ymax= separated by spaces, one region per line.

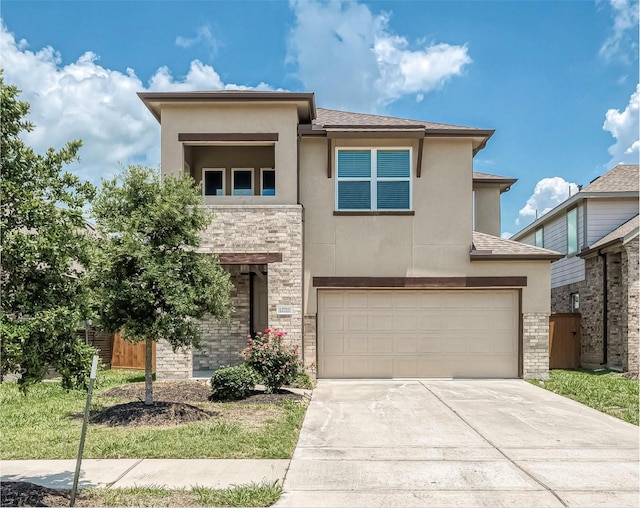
xmin=277 ymin=379 xmax=639 ymax=507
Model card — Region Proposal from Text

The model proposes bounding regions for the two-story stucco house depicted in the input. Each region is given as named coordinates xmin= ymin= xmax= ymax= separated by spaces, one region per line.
xmin=511 ymin=164 xmax=639 ymax=373
xmin=138 ymin=91 xmax=562 ymax=381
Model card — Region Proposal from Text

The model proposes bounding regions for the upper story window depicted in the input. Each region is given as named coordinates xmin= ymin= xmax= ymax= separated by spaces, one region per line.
xmin=232 ymin=168 xmax=254 ymax=196
xmin=202 ymin=168 xmax=225 ymax=196
xmin=535 ymin=227 xmax=544 ymax=248
xmin=336 ymin=148 xmax=411 ymax=211
xmin=567 ymin=207 xmax=578 ymax=254
xmin=261 ymin=168 xmax=276 ymax=196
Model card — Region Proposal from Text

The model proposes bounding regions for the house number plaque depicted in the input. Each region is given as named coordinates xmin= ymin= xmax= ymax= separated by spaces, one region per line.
xmin=276 ymin=305 xmax=293 ymax=316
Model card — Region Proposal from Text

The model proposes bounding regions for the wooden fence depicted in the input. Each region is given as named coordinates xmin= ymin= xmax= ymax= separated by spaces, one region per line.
xmin=549 ymin=313 xmax=581 ymax=369
xmin=111 ymin=333 xmax=156 ymax=370
xmin=76 ymin=329 xmax=114 ymax=366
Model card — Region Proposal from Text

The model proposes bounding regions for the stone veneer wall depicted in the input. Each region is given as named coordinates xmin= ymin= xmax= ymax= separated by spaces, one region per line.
xmin=551 ymin=281 xmax=585 ymax=313
xmin=192 ymin=273 xmax=250 ymax=372
xmin=581 ymin=242 xmax=639 ymax=372
xmin=623 ymin=238 xmax=639 ymax=372
xmin=522 ymin=313 xmax=549 ymax=379
xmin=581 ymin=255 xmax=604 ymax=366
xmin=606 ymin=252 xmax=623 ymax=368
xmin=170 ymin=205 xmax=302 ymax=378
xmin=154 ymin=205 xmax=304 ymax=380
xmin=303 ymin=315 xmax=317 ymax=378
xmin=156 ymin=340 xmax=193 ymax=380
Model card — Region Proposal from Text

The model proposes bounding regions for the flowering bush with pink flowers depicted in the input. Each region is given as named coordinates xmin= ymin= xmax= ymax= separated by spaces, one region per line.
xmin=241 ymin=328 xmax=301 ymax=393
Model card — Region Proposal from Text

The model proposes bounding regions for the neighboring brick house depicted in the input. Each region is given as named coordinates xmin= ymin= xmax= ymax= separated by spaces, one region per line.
xmin=511 ymin=164 xmax=639 ymax=372
xmin=138 ymin=91 xmax=561 ymax=381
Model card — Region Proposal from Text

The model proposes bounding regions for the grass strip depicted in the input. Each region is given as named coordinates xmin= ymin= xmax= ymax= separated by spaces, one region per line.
xmin=75 ymin=482 xmax=281 ymax=506
xmin=529 ymin=369 xmax=638 ymax=425
xmin=0 ymin=370 xmax=307 ymax=459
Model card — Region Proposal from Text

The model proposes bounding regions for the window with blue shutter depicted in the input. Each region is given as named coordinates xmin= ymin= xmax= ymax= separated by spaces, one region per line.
xmin=336 ymin=148 xmax=411 ymax=210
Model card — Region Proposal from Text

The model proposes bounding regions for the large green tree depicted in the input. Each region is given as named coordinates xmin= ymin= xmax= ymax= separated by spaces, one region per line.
xmin=90 ymin=165 xmax=232 ymax=405
xmin=0 ymin=76 xmax=97 ymax=392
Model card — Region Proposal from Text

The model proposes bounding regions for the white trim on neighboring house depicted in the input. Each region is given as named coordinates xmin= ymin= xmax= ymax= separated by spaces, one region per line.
xmin=511 ymin=191 xmax=639 ymax=241
xmin=202 ymin=167 xmax=225 ymax=196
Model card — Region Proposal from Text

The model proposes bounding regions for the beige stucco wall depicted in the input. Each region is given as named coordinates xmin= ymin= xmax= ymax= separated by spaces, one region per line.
xmin=474 ymin=184 xmax=501 ymax=236
xmin=160 ymin=103 xmax=299 ymax=204
xmin=300 ymin=136 xmax=552 ymax=316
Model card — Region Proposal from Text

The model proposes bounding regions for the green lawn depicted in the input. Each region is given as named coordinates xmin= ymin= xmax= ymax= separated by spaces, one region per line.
xmin=529 ymin=369 xmax=639 ymax=425
xmin=78 ymin=482 xmax=282 ymax=507
xmin=0 ymin=370 xmax=307 ymax=460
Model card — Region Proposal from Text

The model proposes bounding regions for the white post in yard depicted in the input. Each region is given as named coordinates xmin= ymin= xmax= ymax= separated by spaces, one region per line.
xmin=70 ymin=355 xmax=99 ymax=507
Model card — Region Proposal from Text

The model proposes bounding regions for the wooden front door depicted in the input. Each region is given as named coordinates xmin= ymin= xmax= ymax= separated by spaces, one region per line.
xmin=252 ymin=273 xmax=268 ymax=335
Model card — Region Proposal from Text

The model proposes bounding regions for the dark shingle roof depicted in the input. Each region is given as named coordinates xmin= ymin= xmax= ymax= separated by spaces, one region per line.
xmin=582 ymin=164 xmax=639 ymax=193
xmin=471 ymin=231 xmax=563 ymax=260
xmin=314 ymin=108 xmax=481 ymax=131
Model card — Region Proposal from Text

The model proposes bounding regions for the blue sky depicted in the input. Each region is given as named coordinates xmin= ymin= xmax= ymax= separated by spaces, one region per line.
xmin=1 ymin=0 xmax=638 ymax=236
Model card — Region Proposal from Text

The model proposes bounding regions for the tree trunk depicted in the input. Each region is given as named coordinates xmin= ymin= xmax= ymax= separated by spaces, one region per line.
xmin=144 ymin=337 xmax=153 ymax=405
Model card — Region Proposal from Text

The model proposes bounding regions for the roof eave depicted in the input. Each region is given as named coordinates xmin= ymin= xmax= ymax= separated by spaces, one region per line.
xmin=470 ymin=251 xmax=564 ymax=261
xmin=299 ymin=126 xmax=494 ymax=154
xmin=138 ymin=91 xmax=317 ymax=123
xmin=473 ymin=177 xmax=518 ymax=193
xmin=578 ymin=226 xmax=640 ymax=258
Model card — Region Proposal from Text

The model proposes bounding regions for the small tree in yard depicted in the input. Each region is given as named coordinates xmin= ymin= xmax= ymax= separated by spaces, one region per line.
xmin=90 ymin=165 xmax=232 ymax=405
xmin=0 ymin=76 xmax=97 ymax=392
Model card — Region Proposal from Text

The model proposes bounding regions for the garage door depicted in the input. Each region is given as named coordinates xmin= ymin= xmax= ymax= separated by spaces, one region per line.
xmin=318 ymin=289 xmax=519 ymax=378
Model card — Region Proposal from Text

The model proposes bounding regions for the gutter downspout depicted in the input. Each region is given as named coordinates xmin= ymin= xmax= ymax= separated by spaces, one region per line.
xmin=296 ymin=133 xmax=301 ymax=205
xmin=296 ymin=132 xmax=305 ymax=371
xmin=599 ymin=250 xmax=608 ymax=366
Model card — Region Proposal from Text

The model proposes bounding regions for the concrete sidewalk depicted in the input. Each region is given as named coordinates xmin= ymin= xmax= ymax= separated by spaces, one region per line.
xmin=1 ymin=459 xmax=288 ymax=490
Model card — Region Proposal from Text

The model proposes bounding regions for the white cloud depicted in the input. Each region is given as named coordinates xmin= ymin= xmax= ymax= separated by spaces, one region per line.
xmin=603 ymin=84 xmax=640 ymax=166
xmin=599 ymin=0 xmax=639 ymax=62
xmin=501 ymin=232 xmax=513 ymax=239
xmin=175 ymin=25 xmax=217 ymax=52
xmin=516 ymin=177 xmax=579 ymax=227
xmin=287 ymin=0 xmax=471 ymax=112
xmin=0 ymin=20 xmax=273 ymax=187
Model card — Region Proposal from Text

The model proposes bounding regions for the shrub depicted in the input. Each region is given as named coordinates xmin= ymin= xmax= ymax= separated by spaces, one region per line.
xmin=289 ymin=371 xmax=314 ymax=390
xmin=210 ymin=364 xmax=258 ymax=400
xmin=241 ymin=329 xmax=301 ymax=393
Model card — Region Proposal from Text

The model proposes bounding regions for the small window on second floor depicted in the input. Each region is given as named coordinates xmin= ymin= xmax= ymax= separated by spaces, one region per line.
xmin=232 ymin=168 xmax=254 ymax=196
xmin=567 ymin=207 xmax=578 ymax=254
xmin=535 ymin=227 xmax=544 ymax=248
xmin=203 ymin=168 xmax=225 ymax=196
xmin=261 ymin=168 xmax=275 ymax=196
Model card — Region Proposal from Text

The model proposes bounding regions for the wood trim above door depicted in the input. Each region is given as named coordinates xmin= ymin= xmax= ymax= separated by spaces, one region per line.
xmin=178 ymin=133 xmax=279 ymax=142
xmin=312 ymin=276 xmax=527 ymax=288
xmin=219 ymin=252 xmax=283 ymax=264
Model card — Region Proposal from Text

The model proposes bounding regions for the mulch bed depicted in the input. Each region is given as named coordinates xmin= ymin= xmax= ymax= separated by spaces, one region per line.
xmin=0 ymin=481 xmax=75 ymax=507
xmin=94 ymin=380 xmax=304 ymax=427
xmin=90 ymin=400 xmax=216 ymax=427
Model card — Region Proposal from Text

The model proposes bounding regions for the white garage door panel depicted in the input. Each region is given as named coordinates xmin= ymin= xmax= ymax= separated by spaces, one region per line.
xmin=318 ymin=289 xmax=518 ymax=379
